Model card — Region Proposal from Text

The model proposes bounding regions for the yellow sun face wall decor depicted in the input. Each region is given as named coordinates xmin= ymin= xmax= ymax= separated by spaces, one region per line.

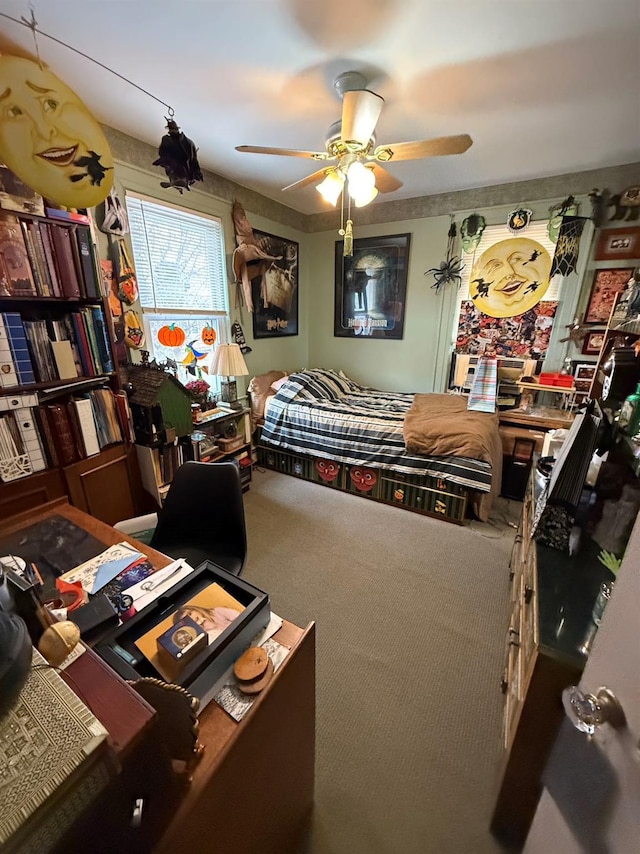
xmin=0 ymin=54 xmax=114 ymax=208
xmin=469 ymin=237 xmax=552 ymax=318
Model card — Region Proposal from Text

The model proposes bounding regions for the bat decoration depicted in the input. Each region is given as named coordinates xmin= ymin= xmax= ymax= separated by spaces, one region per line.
xmin=559 ymin=315 xmax=589 ymax=344
xmin=153 ymin=116 xmax=203 ymax=193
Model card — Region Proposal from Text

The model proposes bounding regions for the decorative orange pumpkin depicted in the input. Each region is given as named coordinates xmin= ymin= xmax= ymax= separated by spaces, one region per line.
xmin=158 ymin=323 xmax=186 ymax=347
xmin=201 ymin=324 xmax=217 ymax=346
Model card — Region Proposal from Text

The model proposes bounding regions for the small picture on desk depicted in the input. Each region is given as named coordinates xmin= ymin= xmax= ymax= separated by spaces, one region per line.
xmin=582 ymin=331 xmax=605 ymax=355
xmin=134 ymin=582 xmax=245 ymax=681
xmin=574 ymin=363 xmax=596 ymax=392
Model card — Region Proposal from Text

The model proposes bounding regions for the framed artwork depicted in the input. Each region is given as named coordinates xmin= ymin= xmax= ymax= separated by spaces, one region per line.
xmin=574 ymin=363 xmax=596 ymax=393
xmin=582 ymin=330 xmax=605 ymax=356
xmin=594 ymin=227 xmax=640 ymax=261
xmin=251 ymin=230 xmax=299 ymax=338
xmin=585 ymin=268 xmax=633 ymax=324
xmin=334 ymin=234 xmax=411 ymax=339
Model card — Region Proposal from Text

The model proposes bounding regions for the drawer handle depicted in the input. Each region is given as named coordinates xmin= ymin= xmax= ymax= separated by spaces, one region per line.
xmin=524 ymin=585 xmax=534 ymax=604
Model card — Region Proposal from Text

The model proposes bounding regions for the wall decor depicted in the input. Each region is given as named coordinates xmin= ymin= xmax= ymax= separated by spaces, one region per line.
xmin=0 ymin=163 xmax=44 ymax=216
xmin=582 ymin=330 xmax=605 ymax=356
xmin=574 ymin=363 xmax=597 ymax=393
xmin=456 ymin=300 xmax=558 ymax=358
xmin=585 ymin=268 xmax=633 ymax=324
xmin=425 ymin=219 xmax=464 ymax=293
xmin=507 ymin=207 xmax=532 ymax=233
xmin=0 ymin=54 xmax=114 ymax=208
xmin=595 ymin=227 xmax=640 ymax=261
xmin=153 ymin=116 xmax=203 ymax=194
xmin=334 ymin=234 xmax=411 ymax=339
xmin=251 ymin=230 xmax=299 ymax=338
xmin=607 ymin=186 xmax=640 ymax=222
xmin=468 ymin=236 xmax=553 ymax=318
xmin=549 ymin=215 xmax=587 ymax=277
xmin=460 ymin=214 xmax=486 ymax=252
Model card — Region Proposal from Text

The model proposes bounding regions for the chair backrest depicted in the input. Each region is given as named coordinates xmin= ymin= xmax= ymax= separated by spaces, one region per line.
xmin=150 ymin=461 xmax=247 ymax=570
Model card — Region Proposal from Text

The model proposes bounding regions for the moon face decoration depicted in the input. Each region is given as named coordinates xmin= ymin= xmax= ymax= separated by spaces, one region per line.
xmin=0 ymin=54 xmax=114 ymax=208
xmin=469 ymin=237 xmax=552 ymax=319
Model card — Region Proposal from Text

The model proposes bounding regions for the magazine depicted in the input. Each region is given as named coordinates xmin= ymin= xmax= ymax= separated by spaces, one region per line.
xmin=134 ymin=582 xmax=245 ymax=682
xmin=60 ymin=542 xmax=145 ymax=594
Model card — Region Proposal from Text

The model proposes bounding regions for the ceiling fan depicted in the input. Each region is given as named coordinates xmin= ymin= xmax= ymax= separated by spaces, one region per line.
xmin=236 ymin=71 xmax=473 ymax=208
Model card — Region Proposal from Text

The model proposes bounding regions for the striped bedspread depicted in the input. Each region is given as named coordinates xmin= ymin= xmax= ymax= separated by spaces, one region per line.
xmin=260 ymin=369 xmax=493 ymax=493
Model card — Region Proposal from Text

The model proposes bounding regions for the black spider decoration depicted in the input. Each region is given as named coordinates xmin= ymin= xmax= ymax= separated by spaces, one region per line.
xmin=425 ymin=219 xmax=465 ymax=292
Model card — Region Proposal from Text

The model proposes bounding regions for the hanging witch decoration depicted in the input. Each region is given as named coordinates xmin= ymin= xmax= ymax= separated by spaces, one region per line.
xmin=425 ymin=218 xmax=464 ymax=292
xmin=153 ymin=113 xmax=203 ymax=193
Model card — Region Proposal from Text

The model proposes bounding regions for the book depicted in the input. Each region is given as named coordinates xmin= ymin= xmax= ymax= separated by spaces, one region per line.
xmin=0 ymin=211 xmax=37 ymax=296
xmin=34 ymin=404 xmax=59 ymax=467
xmin=74 ymin=225 xmax=99 ymax=299
xmin=27 ymin=220 xmax=53 ymax=296
xmin=39 ymin=222 xmax=62 ymax=297
xmin=90 ymin=306 xmax=114 ymax=372
xmin=1 ymin=312 xmax=35 ymax=385
xmin=45 ymin=206 xmax=90 ymax=224
xmin=81 ymin=308 xmax=103 ymax=373
xmin=49 ymin=222 xmax=81 ymax=297
xmin=43 ymin=403 xmax=79 ymax=466
xmin=19 ymin=219 xmax=46 ymax=296
xmin=134 ymin=582 xmax=245 ymax=682
xmin=51 ymin=340 xmax=78 ymax=380
xmin=72 ymin=397 xmax=101 ymax=457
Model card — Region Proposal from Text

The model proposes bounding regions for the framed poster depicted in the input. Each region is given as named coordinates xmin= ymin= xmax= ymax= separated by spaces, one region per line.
xmin=585 ymin=268 xmax=633 ymax=324
xmin=594 ymin=227 xmax=640 ymax=261
xmin=582 ymin=330 xmax=606 ymax=355
xmin=334 ymin=234 xmax=411 ymax=339
xmin=251 ymin=230 xmax=298 ymax=338
xmin=573 ymin=363 xmax=596 ymax=392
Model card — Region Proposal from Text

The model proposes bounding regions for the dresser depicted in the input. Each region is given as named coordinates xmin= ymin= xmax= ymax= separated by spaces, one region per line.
xmin=490 ymin=470 xmax=612 ymax=846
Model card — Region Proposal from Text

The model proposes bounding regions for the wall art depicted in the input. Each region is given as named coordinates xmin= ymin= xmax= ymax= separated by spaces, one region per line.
xmin=594 ymin=227 xmax=640 ymax=261
xmin=582 ymin=330 xmax=605 ymax=356
xmin=456 ymin=300 xmax=558 ymax=358
xmin=334 ymin=234 xmax=411 ymax=339
xmin=585 ymin=268 xmax=633 ymax=324
xmin=251 ymin=230 xmax=299 ymax=338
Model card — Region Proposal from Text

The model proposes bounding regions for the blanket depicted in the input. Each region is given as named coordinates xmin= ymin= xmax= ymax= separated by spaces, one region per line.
xmin=403 ymin=393 xmax=502 ymax=521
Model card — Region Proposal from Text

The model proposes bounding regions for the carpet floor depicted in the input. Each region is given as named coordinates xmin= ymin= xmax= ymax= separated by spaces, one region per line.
xmin=242 ymin=468 xmax=520 ymax=854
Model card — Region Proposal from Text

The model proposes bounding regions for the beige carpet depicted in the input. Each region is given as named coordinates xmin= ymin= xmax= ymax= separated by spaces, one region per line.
xmin=242 ymin=469 xmax=520 ymax=854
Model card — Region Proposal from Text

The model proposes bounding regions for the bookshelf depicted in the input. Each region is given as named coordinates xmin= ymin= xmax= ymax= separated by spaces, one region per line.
xmin=0 ymin=205 xmax=144 ymax=525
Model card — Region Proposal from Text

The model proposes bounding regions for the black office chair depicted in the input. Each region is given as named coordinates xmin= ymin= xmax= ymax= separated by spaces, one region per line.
xmin=149 ymin=461 xmax=247 ymax=576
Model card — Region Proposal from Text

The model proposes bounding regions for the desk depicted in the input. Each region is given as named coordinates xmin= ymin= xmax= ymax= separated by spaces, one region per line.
xmin=3 ymin=500 xmax=316 ymax=854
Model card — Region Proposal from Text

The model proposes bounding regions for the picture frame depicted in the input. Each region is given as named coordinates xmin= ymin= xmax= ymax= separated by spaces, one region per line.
xmin=573 ymin=363 xmax=596 ymax=393
xmin=334 ymin=233 xmax=411 ymax=339
xmin=585 ymin=267 xmax=633 ymax=324
xmin=582 ymin=330 xmax=606 ymax=356
xmin=594 ymin=227 xmax=640 ymax=261
xmin=251 ymin=230 xmax=298 ymax=338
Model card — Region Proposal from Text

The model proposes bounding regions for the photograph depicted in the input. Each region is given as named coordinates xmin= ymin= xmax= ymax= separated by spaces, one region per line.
xmin=455 ymin=299 xmax=558 ymax=358
xmin=594 ymin=227 xmax=640 ymax=261
xmin=582 ymin=331 xmax=605 ymax=356
xmin=574 ymin=363 xmax=596 ymax=393
xmin=251 ymin=230 xmax=299 ymax=338
xmin=334 ymin=234 xmax=411 ymax=339
xmin=585 ymin=268 xmax=633 ymax=324
xmin=134 ymin=581 xmax=245 ymax=681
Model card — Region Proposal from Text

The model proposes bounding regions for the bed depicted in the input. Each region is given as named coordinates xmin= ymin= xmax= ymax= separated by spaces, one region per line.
xmin=252 ymin=369 xmax=502 ymax=524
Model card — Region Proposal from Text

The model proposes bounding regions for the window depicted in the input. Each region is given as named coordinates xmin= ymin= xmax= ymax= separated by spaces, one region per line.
xmin=126 ymin=193 xmax=229 ymax=389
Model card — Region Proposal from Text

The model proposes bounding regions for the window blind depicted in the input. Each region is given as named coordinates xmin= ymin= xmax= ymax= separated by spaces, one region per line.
xmin=126 ymin=193 xmax=228 ymax=314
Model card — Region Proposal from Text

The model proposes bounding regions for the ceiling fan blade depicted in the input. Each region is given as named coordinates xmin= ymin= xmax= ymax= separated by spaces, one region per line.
xmin=368 ymin=163 xmax=403 ymax=193
xmin=341 ymin=89 xmax=384 ymax=148
xmin=373 ymin=134 xmax=473 ymax=162
xmin=236 ymin=145 xmax=331 ymax=161
xmin=282 ymin=168 xmax=334 ymax=192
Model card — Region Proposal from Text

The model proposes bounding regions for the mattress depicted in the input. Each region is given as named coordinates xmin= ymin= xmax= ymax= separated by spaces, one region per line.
xmin=260 ymin=370 xmax=493 ymax=493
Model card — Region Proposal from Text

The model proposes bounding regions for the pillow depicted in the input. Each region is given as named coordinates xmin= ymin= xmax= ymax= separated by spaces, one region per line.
xmin=247 ymin=371 xmax=287 ymax=426
xmin=270 ymin=376 xmax=290 ymax=392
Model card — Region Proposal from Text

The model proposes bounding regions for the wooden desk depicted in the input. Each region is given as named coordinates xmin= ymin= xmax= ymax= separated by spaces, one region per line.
xmin=2 ymin=500 xmax=316 ymax=854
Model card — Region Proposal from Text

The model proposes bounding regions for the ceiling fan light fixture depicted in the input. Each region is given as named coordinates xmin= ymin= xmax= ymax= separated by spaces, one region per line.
xmin=347 ymin=160 xmax=377 ymax=206
xmin=316 ymin=169 xmax=344 ymax=206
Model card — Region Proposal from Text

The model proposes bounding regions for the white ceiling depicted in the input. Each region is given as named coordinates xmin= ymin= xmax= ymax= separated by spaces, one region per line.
xmin=1 ymin=0 xmax=639 ymax=215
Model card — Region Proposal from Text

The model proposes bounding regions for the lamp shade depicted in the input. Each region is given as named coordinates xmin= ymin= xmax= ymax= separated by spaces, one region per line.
xmin=210 ymin=343 xmax=249 ymax=378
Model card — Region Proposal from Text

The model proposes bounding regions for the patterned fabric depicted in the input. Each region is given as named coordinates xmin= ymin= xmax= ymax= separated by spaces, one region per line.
xmin=467 ymin=357 xmax=497 ymax=413
xmin=261 ymin=370 xmax=493 ymax=493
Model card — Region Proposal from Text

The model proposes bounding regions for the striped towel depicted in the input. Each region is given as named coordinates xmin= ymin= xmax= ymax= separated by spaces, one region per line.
xmin=467 ymin=356 xmax=497 ymax=413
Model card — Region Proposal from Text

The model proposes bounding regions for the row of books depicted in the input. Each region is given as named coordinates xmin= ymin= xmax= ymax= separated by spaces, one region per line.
xmin=0 ymin=210 xmax=100 ymax=300
xmin=0 ymin=389 xmax=134 ymax=482
xmin=0 ymin=307 xmax=113 ymax=390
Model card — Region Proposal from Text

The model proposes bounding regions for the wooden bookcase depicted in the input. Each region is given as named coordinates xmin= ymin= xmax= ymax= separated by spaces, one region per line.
xmin=0 ymin=205 xmax=145 ymax=524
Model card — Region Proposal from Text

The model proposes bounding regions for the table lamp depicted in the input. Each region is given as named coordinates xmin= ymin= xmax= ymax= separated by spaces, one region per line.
xmin=210 ymin=343 xmax=249 ymax=409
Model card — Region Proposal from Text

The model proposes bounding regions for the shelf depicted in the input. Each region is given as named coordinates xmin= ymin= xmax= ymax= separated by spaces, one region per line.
xmin=0 ymin=295 xmax=104 ymax=305
xmin=517 ymin=382 xmax=576 ymax=394
xmin=0 ymin=373 xmax=116 ymax=397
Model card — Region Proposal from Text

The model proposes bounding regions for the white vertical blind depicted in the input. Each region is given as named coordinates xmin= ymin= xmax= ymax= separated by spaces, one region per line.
xmin=126 ymin=193 xmax=228 ymax=313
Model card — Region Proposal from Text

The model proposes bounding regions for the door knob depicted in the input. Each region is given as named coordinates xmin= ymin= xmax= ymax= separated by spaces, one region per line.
xmin=562 ymin=686 xmax=626 ymax=735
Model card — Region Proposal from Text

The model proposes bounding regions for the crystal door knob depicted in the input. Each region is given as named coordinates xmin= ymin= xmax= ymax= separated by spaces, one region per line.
xmin=562 ymin=686 xmax=626 ymax=734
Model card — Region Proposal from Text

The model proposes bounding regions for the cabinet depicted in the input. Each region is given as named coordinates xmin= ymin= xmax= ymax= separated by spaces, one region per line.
xmin=0 ymin=206 xmax=143 ymax=524
xmin=491 ymin=470 xmax=613 ymax=846
xmin=136 ymin=406 xmax=253 ymax=504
